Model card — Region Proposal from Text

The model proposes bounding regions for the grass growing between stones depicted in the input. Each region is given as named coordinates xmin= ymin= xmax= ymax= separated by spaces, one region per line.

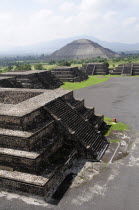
xmin=104 ymin=117 xmax=129 ymax=136
xmin=61 ymin=76 xmax=109 ymax=90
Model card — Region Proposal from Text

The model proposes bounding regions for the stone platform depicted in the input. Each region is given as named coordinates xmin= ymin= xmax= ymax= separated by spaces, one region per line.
xmin=109 ymin=63 xmax=139 ymax=76
xmin=82 ymin=63 xmax=109 ymax=75
xmin=0 ymin=70 xmax=62 ymax=89
xmin=51 ymin=66 xmax=88 ymax=82
xmin=0 ymin=85 xmax=109 ymax=200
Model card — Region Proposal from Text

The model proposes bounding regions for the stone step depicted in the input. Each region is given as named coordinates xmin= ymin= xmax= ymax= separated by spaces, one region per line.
xmin=95 ymin=69 xmax=107 ymax=72
xmin=0 ymin=121 xmax=54 ymax=151
xmin=0 ymin=147 xmax=42 ymax=173
xmin=0 ymin=108 xmax=51 ymax=131
xmin=110 ymin=72 xmax=122 ymax=75
xmin=0 ymin=132 xmax=63 ymax=174
xmin=94 ymin=73 xmax=106 ymax=75
xmin=0 ymin=149 xmax=77 ymax=198
xmin=89 ymin=115 xmax=104 ymax=129
xmin=121 ymin=74 xmax=132 ymax=76
xmin=21 ymin=83 xmax=32 ymax=88
xmin=68 ymin=99 xmax=84 ymax=111
xmin=0 ymin=169 xmax=49 ymax=196
xmin=78 ymin=107 xmax=94 ymax=120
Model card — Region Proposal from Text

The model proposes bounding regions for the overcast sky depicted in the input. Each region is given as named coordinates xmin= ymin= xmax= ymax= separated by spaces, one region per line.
xmin=1 ymin=0 xmax=139 ymax=47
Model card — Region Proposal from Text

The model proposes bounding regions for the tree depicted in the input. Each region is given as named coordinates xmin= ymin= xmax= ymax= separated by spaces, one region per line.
xmin=7 ymin=65 xmax=13 ymax=71
xmin=58 ymin=61 xmax=71 ymax=66
xmin=34 ymin=64 xmax=44 ymax=70
xmin=48 ymin=60 xmax=56 ymax=65
xmin=15 ymin=64 xmax=32 ymax=71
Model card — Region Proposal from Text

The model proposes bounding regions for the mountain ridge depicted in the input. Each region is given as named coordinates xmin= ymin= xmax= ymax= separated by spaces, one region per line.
xmin=1 ymin=35 xmax=139 ymax=56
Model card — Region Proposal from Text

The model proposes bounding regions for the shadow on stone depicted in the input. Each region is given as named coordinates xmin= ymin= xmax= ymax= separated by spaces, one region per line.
xmin=50 ymin=173 xmax=75 ymax=205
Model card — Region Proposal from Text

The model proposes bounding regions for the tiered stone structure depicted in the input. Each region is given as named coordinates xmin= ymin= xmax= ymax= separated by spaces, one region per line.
xmin=110 ymin=63 xmax=139 ymax=76
xmin=47 ymin=39 xmax=118 ymax=61
xmin=0 ymin=87 xmax=109 ymax=200
xmin=51 ymin=66 xmax=88 ymax=82
xmin=0 ymin=70 xmax=62 ymax=89
xmin=0 ymin=70 xmax=109 ymax=201
xmin=82 ymin=63 xmax=109 ymax=75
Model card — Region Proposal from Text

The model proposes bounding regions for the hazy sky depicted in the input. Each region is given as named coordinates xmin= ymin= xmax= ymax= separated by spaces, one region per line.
xmin=1 ymin=0 xmax=139 ymax=47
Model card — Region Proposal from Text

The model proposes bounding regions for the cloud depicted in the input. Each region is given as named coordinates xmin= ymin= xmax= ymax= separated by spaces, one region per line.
xmin=35 ymin=0 xmax=49 ymax=3
xmin=0 ymin=0 xmax=139 ymax=47
xmin=123 ymin=17 xmax=138 ymax=27
xmin=59 ymin=2 xmax=77 ymax=12
xmin=31 ymin=9 xmax=53 ymax=21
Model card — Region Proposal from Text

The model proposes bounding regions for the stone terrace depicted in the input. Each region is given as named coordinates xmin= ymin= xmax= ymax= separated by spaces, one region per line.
xmin=0 ymin=70 xmax=62 ymax=89
xmin=82 ymin=63 xmax=109 ymax=75
xmin=0 ymin=86 xmax=109 ymax=201
xmin=110 ymin=63 xmax=139 ymax=76
xmin=51 ymin=66 xmax=88 ymax=82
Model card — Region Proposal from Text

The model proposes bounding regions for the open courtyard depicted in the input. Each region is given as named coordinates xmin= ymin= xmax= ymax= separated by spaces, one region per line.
xmin=0 ymin=76 xmax=138 ymax=210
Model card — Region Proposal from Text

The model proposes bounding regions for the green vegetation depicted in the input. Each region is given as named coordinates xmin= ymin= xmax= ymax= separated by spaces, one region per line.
xmin=108 ymin=55 xmax=139 ymax=68
xmin=104 ymin=117 xmax=129 ymax=131
xmin=104 ymin=117 xmax=129 ymax=136
xmin=34 ymin=63 xmax=44 ymax=70
xmin=61 ymin=76 xmax=109 ymax=90
xmin=1 ymin=53 xmax=139 ymax=73
xmin=14 ymin=64 xmax=32 ymax=71
xmin=47 ymin=57 xmax=108 ymax=65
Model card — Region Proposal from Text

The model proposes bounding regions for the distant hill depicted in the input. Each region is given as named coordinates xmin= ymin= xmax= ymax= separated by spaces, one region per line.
xmin=46 ymin=39 xmax=118 ymax=60
xmin=1 ymin=35 xmax=139 ymax=56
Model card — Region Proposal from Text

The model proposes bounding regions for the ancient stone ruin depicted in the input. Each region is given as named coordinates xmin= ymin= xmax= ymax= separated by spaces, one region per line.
xmin=47 ymin=39 xmax=118 ymax=61
xmin=0 ymin=70 xmax=109 ymax=201
xmin=110 ymin=63 xmax=139 ymax=76
xmin=0 ymin=70 xmax=62 ymax=89
xmin=51 ymin=66 xmax=88 ymax=82
xmin=82 ymin=63 xmax=109 ymax=75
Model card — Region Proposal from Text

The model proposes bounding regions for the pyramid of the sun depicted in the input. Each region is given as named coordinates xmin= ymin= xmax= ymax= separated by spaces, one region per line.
xmin=47 ymin=39 xmax=118 ymax=61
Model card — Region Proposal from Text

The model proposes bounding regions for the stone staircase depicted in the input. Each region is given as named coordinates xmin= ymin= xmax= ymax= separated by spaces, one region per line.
xmin=110 ymin=63 xmax=139 ymax=76
xmin=110 ymin=65 xmax=123 ymax=75
xmin=82 ymin=63 xmax=108 ymax=75
xmin=46 ymin=98 xmax=109 ymax=160
xmin=121 ymin=65 xmax=132 ymax=76
xmin=132 ymin=64 xmax=139 ymax=75
xmin=66 ymin=97 xmax=104 ymax=129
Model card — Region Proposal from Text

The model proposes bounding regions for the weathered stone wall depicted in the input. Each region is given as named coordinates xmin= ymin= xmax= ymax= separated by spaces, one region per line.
xmin=82 ymin=63 xmax=109 ymax=75
xmin=51 ymin=66 xmax=88 ymax=82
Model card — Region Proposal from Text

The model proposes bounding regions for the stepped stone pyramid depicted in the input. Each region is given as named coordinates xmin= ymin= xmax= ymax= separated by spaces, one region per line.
xmin=51 ymin=66 xmax=88 ymax=82
xmin=110 ymin=63 xmax=139 ymax=76
xmin=82 ymin=63 xmax=109 ymax=75
xmin=0 ymin=70 xmax=62 ymax=89
xmin=47 ymin=39 xmax=118 ymax=61
xmin=0 ymin=71 xmax=109 ymax=201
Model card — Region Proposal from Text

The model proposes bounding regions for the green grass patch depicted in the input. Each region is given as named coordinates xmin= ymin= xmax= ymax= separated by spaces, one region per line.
xmin=104 ymin=117 xmax=129 ymax=136
xmin=61 ymin=76 xmax=109 ymax=90
xmin=104 ymin=117 xmax=129 ymax=131
xmin=71 ymin=63 xmax=82 ymax=68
